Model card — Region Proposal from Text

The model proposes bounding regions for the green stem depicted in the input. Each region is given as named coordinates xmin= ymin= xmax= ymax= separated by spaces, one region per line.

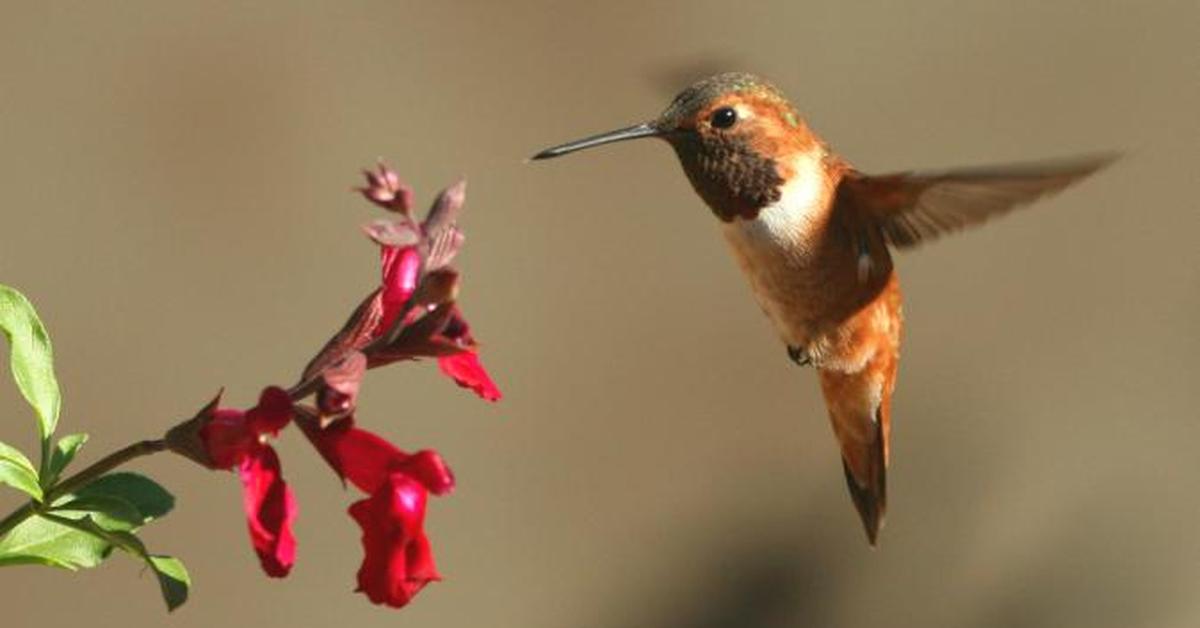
xmin=0 ymin=438 xmax=167 ymax=539
xmin=0 ymin=502 xmax=33 ymax=539
xmin=38 ymin=437 xmax=51 ymax=488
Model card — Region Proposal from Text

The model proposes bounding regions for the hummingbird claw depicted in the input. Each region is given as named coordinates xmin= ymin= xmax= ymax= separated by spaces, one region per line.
xmin=787 ymin=345 xmax=811 ymax=367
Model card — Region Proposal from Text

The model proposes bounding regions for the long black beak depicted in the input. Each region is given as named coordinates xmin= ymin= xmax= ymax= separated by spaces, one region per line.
xmin=531 ymin=122 xmax=660 ymax=160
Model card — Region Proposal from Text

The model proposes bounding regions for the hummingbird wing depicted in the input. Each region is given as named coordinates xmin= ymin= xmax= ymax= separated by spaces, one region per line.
xmin=836 ymin=153 xmax=1117 ymax=249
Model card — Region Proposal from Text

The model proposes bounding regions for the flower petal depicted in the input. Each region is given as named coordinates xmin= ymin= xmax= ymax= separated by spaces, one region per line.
xmin=298 ymin=415 xmax=455 ymax=496
xmin=202 ymin=386 xmax=294 ymax=468
xmin=438 ymin=352 xmax=501 ymax=402
xmin=246 ymin=386 xmax=293 ymax=435
xmin=201 ymin=408 xmax=255 ymax=469
xmin=237 ymin=445 xmax=297 ymax=578
xmin=349 ymin=474 xmax=439 ymax=608
xmin=379 ymin=246 xmax=421 ymax=332
xmin=398 ymin=450 xmax=455 ymax=496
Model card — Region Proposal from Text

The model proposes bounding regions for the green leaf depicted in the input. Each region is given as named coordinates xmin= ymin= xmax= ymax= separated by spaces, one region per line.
xmin=0 ymin=473 xmax=176 ymax=570
xmin=74 ymin=472 xmax=174 ymax=522
xmin=45 ymin=433 xmax=88 ymax=486
xmin=148 ymin=555 xmax=191 ymax=612
xmin=0 ymin=440 xmax=42 ymax=501
xmin=0 ymin=514 xmax=108 ymax=569
xmin=0 ymin=284 xmax=61 ymax=440
xmin=42 ymin=514 xmax=190 ymax=612
xmin=52 ymin=494 xmax=145 ymax=531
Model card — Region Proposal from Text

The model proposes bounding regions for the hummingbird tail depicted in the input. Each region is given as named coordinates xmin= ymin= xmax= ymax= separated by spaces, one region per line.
xmin=841 ymin=412 xmax=887 ymax=547
xmin=816 ymin=348 xmax=897 ymax=547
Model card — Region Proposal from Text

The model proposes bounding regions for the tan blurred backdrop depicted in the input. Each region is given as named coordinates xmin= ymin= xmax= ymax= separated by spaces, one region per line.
xmin=1 ymin=2 xmax=1197 ymax=627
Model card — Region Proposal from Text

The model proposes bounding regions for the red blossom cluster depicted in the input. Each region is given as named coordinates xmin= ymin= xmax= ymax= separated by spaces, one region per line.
xmin=166 ymin=164 xmax=499 ymax=608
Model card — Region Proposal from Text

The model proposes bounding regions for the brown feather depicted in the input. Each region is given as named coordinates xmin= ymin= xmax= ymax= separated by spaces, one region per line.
xmin=837 ymin=153 xmax=1118 ymax=248
xmin=815 ymin=274 xmax=901 ymax=545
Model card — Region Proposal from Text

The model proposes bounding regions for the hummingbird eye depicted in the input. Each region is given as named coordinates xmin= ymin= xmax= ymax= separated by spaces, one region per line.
xmin=709 ymin=107 xmax=738 ymax=130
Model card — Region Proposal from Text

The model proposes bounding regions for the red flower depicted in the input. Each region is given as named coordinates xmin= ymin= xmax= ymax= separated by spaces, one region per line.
xmin=349 ymin=473 xmax=439 ymax=608
xmin=158 ymin=165 xmax=504 ymax=610
xmin=303 ymin=167 xmax=501 ymax=411
xmin=298 ymin=414 xmax=454 ymax=496
xmin=199 ymin=387 xmax=298 ymax=577
xmin=237 ymin=446 xmax=297 ymax=578
xmin=436 ymin=310 xmax=501 ymax=401
xmin=298 ymin=413 xmax=453 ymax=607
xmin=201 ymin=387 xmax=292 ymax=467
xmin=378 ymin=245 xmax=422 ymax=334
xmin=439 ymin=353 xmax=500 ymax=400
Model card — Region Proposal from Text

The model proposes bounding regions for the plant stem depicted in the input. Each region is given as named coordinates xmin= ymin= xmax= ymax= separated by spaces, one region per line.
xmin=0 ymin=438 xmax=167 ymax=539
xmin=286 ymin=376 xmax=323 ymax=402
xmin=0 ymin=502 xmax=34 ymax=539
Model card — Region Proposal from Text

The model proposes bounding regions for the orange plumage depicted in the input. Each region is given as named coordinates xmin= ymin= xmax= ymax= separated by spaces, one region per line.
xmin=533 ymin=72 xmax=1115 ymax=545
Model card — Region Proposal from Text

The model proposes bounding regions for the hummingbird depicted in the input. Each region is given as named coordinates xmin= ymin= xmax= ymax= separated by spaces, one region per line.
xmin=531 ymin=72 xmax=1114 ymax=545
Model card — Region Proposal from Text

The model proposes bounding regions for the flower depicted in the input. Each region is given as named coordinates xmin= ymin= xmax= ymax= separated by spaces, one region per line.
xmin=201 ymin=387 xmax=292 ymax=467
xmin=297 ymin=413 xmax=454 ymax=496
xmin=378 ymin=245 xmax=422 ymax=334
xmin=362 ymin=178 xmax=500 ymax=401
xmin=436 ymin=308 xmax=501 ymax=401
xmin=349 ymin=473 xmax=439 ymax=607
xmin=163 ymin=165 xmax=502 ymax=609
xmin=297 ymin=412 xmax=453 ymax=607
xmin=197 ymin=386 xmax=298 ymax=577
xmin=302 ymin=166 xmax=501 ymax=413
xmin=236 ymin=446 xmax=297 ymax=578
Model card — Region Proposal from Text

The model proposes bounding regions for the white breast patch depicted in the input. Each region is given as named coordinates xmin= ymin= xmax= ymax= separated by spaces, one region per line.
xmin=719 ymin=148 xmax=830 ymax=346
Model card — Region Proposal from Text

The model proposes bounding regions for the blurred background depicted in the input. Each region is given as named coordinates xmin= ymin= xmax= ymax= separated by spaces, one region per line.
xmin=1 ymin=2 xmax=1197 ymax=626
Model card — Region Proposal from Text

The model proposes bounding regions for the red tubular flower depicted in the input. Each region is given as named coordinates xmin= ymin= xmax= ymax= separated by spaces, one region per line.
xmin=201 ymin=387 xmax=292 ymax=467
xmin=198 ymin=387 xmax=298 ymax=577
xmin=158 ymin=165 xmax=503 ymax=610
xmin=237 ymin=446 xmax=297 ymax=577
xmin=436 ymin=309 xmax=501 ymax=402
xmin=349 ymin=473 xmax=439 ymax=608
xmin=298 ymin=415 xmax=454 ymax=496
xmin=303 ymin=166 xmax=501 ymax=413
xmin=297 ymin=413 xmax=453 ymax=607
xmin=439 ymin=352 xmax=500 ymax=401
xmin=378 ymin=245 xmax=422 ymax=333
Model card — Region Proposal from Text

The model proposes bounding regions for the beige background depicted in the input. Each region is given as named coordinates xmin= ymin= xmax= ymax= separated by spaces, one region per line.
xmin=1 ymin=2 xmax=1197 ymax=627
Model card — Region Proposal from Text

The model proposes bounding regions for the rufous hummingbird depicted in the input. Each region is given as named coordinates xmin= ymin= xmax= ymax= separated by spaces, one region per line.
xmin=531 ymin=72 xmax=1114 ymax=545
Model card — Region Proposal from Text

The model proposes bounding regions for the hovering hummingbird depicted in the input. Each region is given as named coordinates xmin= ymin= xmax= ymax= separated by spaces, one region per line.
xmin=531 ymin=72 xmax=1114 ymax=545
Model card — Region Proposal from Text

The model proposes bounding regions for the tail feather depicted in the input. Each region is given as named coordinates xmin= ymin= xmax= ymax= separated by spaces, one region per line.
xmin=812 ymin=271 xmax=901 ymax=546
xmin=817 ymin=353 xmax=896 ymax=546
xmin=841 ymin=410 xmax=888 ymax=546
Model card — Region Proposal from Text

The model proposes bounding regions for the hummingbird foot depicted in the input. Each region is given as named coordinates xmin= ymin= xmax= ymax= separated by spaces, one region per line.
xmin=787 ymin=345 xmax=811 ymax=367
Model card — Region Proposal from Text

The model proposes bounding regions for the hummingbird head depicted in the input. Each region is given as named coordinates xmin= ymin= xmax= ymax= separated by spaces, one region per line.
xmin=533 ymin=72 xmax=823 ymax=220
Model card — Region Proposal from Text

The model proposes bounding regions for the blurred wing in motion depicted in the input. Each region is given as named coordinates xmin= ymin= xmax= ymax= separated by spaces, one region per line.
xmin=836 ymin=153 xmax=1118 ymax=249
